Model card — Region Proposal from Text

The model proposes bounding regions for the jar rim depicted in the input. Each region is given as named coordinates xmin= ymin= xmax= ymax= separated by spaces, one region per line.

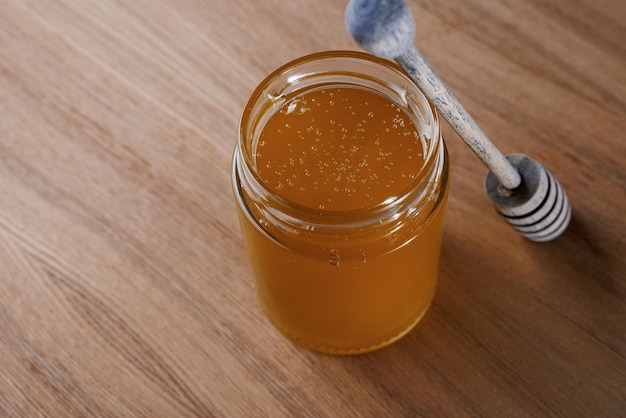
xmin=233 ymin=50 xmax=446 ymax=237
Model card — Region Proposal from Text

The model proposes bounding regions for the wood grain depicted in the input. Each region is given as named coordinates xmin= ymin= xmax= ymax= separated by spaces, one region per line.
xmin=1 ymin=0 xmax=624 ymax=416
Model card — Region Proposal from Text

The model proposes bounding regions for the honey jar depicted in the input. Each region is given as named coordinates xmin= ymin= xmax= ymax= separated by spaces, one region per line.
xmin=232 ymin=51 xmax=449 ymax=354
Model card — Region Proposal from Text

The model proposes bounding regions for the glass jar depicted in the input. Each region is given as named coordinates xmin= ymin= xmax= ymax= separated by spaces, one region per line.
xmin=232 ymin=51 xmax=449 ymax=354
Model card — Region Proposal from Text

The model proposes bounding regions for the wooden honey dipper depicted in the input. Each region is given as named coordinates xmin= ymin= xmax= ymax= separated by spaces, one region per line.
xmin=346 ymin=0 xmax=571 ymax=242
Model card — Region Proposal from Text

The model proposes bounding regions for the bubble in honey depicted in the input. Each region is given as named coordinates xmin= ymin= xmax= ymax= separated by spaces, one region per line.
xmin=285 ymin=98 xmax=308 ymax=115
xmin=329 ymin=249 xmax=340 ymax=267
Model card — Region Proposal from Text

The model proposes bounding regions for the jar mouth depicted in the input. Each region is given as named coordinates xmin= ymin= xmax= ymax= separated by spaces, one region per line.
xmin=234 ymin=51 xmax=444 ymax=234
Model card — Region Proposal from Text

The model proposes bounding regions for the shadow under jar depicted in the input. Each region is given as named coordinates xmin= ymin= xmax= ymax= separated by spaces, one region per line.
xmin=232 ymin=51 xmax=449 ymax=354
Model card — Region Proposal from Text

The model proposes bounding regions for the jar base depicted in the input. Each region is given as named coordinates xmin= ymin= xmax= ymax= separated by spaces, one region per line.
xmin=266 ymin=301 xmax=433 ymax=355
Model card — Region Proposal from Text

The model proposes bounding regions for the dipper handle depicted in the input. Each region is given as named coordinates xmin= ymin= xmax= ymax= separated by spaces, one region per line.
xmin=396 ymin=47 xmax=522 ymax=189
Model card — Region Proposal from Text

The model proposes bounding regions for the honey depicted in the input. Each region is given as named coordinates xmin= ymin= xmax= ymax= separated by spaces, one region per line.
xmin=233 ymin=52 xmax=449 ymax=354
xmin=256 ymin=87 xmax=424 ymax=212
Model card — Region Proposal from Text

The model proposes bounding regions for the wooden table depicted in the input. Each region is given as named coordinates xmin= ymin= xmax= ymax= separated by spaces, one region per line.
xmin=1 ymin=0 xmax=625 ymax=416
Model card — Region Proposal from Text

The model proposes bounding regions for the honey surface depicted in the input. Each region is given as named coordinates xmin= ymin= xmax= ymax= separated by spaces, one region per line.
xmin=256 ymin=87 xmax=425 ymax=211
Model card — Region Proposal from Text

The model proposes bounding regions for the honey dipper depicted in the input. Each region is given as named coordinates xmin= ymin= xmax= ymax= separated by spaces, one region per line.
xmin=345 ymin=0 xmax=571 ymax=242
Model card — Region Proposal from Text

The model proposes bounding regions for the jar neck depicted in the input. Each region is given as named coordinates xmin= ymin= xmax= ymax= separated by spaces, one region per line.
xmin=233 ymin=142 xmax=446 ymax=239
xmin=233 ymin=51 xmax=446 ymax=240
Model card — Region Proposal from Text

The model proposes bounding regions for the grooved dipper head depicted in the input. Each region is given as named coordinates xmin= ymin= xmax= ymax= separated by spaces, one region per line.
xmin=485 ymin=154 xmax=571 ymax=242
xmin=345 ymin=0 xmax=415 ymax=59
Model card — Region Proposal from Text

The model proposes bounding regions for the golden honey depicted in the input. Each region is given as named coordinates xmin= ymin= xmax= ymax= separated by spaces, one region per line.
xmin=232 ymin=51 xmax=449 ymax=354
